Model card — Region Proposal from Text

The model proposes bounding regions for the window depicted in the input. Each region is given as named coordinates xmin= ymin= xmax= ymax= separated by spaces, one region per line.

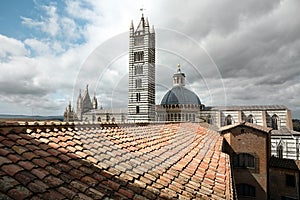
xmin=207 ymin=115 xmax=212 ymax=124
xmin=277 ymin=144 xmax=283 ymax=158
xmin=134 ymin=51 xmax=144 ymax=62
xmin=236 ymin=184 xmax=255 ymax=197
xmin=97 ymin=117 xmax=101 ymax=122
xmin=233 ymin=153 xmax=255 ymax=168
xmin=135 ymin=79 xmax=142 ymax=88
xmin=136 ymin=93 xmax=141 ymax=102
xmin=286 ymin=174 xmax=296 ymax=187
xmin=272 ymin=114 xmax=279 ymax=130
xmin=136 ymin=106 xmax=140 ymax=114
xmin=225 ymin=115 xmax=233 ymax=125
xmin=247 ymin=114 xmax=254 ymax=123
xmin=134 ymin=65 xmax=143 ymax=75
xmin=106 ymin=113 xmax=110 ymax=122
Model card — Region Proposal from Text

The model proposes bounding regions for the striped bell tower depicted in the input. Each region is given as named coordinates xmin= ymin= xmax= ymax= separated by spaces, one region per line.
xmin=128 ymin=14 xmax=155 ymax=122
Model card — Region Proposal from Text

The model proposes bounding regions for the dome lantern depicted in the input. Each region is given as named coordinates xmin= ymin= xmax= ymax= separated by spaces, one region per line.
xmin=173 ymin=64 xmax=186 ymax=86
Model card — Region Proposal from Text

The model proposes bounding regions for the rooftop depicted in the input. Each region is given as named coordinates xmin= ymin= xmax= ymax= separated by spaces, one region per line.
xmin=205 ymin=105 xmax=288 ymax=111
xmin=0 ymin=122 xmax=233 ymax=199
xmin=219 ymin=122 xmax=272 ymax=133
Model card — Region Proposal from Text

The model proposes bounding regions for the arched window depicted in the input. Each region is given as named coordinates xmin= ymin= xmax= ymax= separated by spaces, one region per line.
xmin=225 ymin=115 xmax=233 ymax=125
xmin=97 ymin=117 xmax=101 ymax=122
xmin=277 ymin=144 xmax=283 ymax=158
xmin=207 ymin=115 xmax=212 ymax=124
xmin=112 ymin=117 xmax=115 ymax=123
xmin=236 ymin=184 xmax=256 ymax=197
xmin=271 ymin=114 xmax=279 ymax=130
xmin=135 ymin=79 xmax=142 ymax=88
xmin=247 ymin=114 xmax=254 ymax=123
xmin=233 ymin=153 xmax=255 ymax=168
xmin=106 ymin=113 xmax=110 ymax=122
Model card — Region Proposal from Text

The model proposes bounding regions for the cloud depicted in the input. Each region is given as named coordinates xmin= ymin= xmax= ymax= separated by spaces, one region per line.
xmin=0 ymin=35 xmax=28 ymax=59
xmin=21 ymin=4 xmax=59 ymax=37
xmin=0 ymin=0 xmax=300 ymax=119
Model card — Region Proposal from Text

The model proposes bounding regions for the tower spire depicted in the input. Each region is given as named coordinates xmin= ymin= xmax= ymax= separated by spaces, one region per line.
xmin=130 ymin=20 xmax=134 ymax=29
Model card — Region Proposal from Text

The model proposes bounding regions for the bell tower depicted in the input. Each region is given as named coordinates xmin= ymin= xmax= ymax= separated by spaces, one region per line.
xmin=128 ymin=14 xmax=155 ymax=122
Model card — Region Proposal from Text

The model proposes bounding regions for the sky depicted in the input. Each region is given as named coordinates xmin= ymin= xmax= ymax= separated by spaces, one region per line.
xmin=0 ymin=0 xmax=300 ymax=118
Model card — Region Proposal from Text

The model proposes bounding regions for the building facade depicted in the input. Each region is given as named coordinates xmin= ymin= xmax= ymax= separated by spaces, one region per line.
xmin=269 ymin=156 xmax=300 ymax=200
xmin=220 ymin=122 xmax=272 ymax=200
xmin=128 ymin=14 xmax=156 ymax=122
xmin=64 ymin=85 xmax=128 ymax=123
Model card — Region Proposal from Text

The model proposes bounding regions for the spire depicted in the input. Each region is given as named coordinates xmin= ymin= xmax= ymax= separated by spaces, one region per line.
xmin=145 ymin=17 xmax=149 ymax=27
xmin=68 ymin=101 xmax=72 ymax=112
xmin=151 ymin=25 xmax=155 ymax=33
xmin=130 ymin=20 xmax=134 ymax=29
xmin=177 ymin=64 xmax=181 ymax=73
xmin=77 ymin=89 xmax=82 ymax=104
xmin=136 ymin=14 xmax=145 ymax=31
xmin=82 ymin=84 xmax=93 ymax=112
xmin=92 ymin=92 xmax=98 ymax=109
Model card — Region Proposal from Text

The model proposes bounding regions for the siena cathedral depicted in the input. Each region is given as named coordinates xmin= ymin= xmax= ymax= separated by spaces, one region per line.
xmin=64 ymin=14 xmax=300 ymax=161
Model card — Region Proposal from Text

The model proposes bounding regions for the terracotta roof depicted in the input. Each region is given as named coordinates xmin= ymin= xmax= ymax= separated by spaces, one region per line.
xmin=271 ymin=127 xmax=300 ymax=136
xmin=269 ymin=156 xmax=299 ymax=170
xmin=0 ymin=122 xmax=233 ymax=199
xmin=219 ymin=122 xmax=272 ymax=133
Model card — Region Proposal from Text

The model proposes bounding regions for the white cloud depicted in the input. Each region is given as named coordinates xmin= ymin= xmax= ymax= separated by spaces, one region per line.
xmin=0 ymin=35 xmax=28 ymax=59
xmin=0 ymin=0 xmax=300 ymax=118
xmin=24 ymin=38 xmax=51 ymax=55
xmin=21 ymin=4 xmax=60 ymax=37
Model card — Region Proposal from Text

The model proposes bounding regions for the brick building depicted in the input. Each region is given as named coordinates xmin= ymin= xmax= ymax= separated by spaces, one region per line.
xmin=220 ymin=122 xmax=272 ymax=200
xmin=269 ymin=156 xmax=300 ymax=200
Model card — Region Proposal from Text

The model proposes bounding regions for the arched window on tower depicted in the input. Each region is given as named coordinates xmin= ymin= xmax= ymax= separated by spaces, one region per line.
xmin=277 ymin=143 xmax=283 ymax=158
xmin=225 ymin=115 xmax=233 ymax=125
xmin=135 ymin=79 xmax=142 ymax=88
xmin=247 ymin=114 xmax=254 ymax=123
xmin=271 ymin=114 xmax=279 ymax=130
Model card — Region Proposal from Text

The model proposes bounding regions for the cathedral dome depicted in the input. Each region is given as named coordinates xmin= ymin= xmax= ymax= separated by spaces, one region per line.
xmin=161 ymin=85 xmax=201 ymax=105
